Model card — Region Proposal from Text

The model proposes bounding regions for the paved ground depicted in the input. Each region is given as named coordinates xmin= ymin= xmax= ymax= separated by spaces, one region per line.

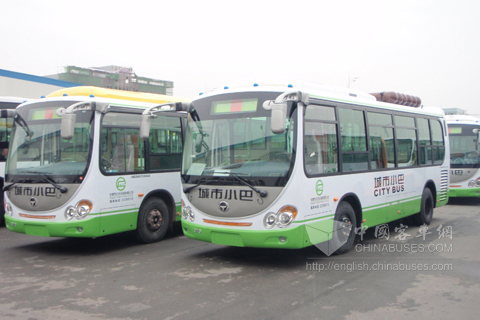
xmin=1 ymin=198 xmax=479 ymax=319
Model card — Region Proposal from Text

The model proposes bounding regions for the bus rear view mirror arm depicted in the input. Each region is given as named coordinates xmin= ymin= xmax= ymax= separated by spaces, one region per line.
xmin=56 ymin=101 xmax=98 ymax=140
xmin=263 ymin=91 xmax=309 ymax=134
xmin=139 ymin=102 xmax=191 ymax=140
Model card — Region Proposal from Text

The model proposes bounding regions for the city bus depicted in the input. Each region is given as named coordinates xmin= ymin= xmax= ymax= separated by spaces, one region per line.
xmin=3 ymin=86 xmax=188 ymax=243
xmin=0 ymin=96 xmax=28 ymax=223
xmin=145 ymin=84 xmax=449 ymax=254
xmin=446 ymin=114 xmax=480 ymax=197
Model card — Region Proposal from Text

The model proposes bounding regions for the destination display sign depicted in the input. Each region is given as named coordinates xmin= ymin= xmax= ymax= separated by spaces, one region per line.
xmin=212 ymin=98 xmax=258 ymax=114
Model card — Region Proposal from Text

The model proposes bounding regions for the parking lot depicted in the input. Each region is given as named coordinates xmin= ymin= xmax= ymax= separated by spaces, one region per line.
xmin=1 ymin=198 xmax=479 ymax=320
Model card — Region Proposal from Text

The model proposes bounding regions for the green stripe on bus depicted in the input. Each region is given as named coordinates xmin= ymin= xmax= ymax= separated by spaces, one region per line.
xmin=293 ymin=214 xmax=334 ymax=224
xmin=89 ymin=208 xmax=140 ymax=216
xmin=363 ymin=195 xmax=422 ymax=211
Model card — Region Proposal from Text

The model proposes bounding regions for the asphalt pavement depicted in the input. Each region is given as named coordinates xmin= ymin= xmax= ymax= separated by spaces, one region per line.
xmin=1 ymin=198 xmax=479 ymax=319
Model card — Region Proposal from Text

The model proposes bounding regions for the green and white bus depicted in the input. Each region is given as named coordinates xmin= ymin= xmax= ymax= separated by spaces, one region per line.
xmin=0 ymin=96 xmax=28 ymax=223
xmin=156 ymin=84 xmax=449 ymax=254
xmin=446 ymin=114 xmax=480 ymax=198
xmin=4 ymin=86 xmax=188 ymax=243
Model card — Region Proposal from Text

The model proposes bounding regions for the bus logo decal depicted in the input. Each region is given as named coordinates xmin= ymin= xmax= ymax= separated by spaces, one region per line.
xmin=116 ymin=177 xmax=126 ymax=191
xmin=29 ymin=197 xmax=37 ymax=207
xmin=218 ymin=201 xmax=230 ymax=213
xmin=374 ymin=174 xmax=405 ymax=197
xmin=315 ymin=180 xmax=324 ymax=196
xmin=198 ymin=188 xmax=254 ymax=201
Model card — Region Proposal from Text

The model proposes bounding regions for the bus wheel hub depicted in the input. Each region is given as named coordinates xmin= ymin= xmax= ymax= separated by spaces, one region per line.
xmin=147 ymin=209 xmax=163 ymax=230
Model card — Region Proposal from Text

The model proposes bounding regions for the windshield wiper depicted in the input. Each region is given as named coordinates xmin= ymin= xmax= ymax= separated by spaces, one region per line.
xmin=4 ymin=178 xmax=35 ymax=191
xmin=14 ymin=114 xmax=34 ymax=141
xmin=26 ymin=171 xmax=68 ymax=193
xmin=3 ymin=182 xmax=16 ymax=191
xmin=231 ymin=173 xmax=268 ymax=198
xmin=183 ymin=178 xmax=220 ymax=194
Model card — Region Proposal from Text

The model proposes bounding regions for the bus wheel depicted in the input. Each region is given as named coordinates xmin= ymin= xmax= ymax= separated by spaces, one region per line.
xmin=412 ymin=188 xmax=434 ymax=226
xmin=135 ymin=198 xmax=170 ymax=243
xmin=333 ymin=202 xmax=357 ymax=255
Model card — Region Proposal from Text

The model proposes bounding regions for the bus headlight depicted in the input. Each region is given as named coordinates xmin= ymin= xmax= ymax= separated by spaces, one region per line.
xmin=77 ymin=200 xmax=93 ymax=219
xmin=263 ymin=212 xmax=277 ymax=229
xmin=277 ymin=205 xmax=297 ymax=228
xmin=469 ymin=180 xmax=476 ymax=187
xmin=182 ymin=206 xmax=195 ymax=222
xmin=277 ymin=212 xmax=294 ymax=228
xmin=65 ymin=206 xmax=76 ymax=221
xmin=64 ymin=200 xmax=93 ymax=221
xmin=263 ymin=205 xmax=298 ymax=229
xmin=4 ymin=202 xmax=13 ymax=217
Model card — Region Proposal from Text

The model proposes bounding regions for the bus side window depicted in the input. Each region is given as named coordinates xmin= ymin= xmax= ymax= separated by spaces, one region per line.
xmin=304 ymin=105 xmax=338 ymax=175
xmin=367 ymin=112 xmax=394 ymax=170
xmin=100 ymin=113 xmax=145 ymax=174
xmin=396 ymin=128 xmax=417 ymax=167
xmin=417 ymin=118 xmax=432 ymax=165
xmin=338 ymin=108 xmax=368 ymax=172
xmin=430 ymin=119 xmax=446 ymax=165
xmin=394 ymin=115 xmax=417 ymax=168
xmin=149 ymin=116 xmax=182 ymax=171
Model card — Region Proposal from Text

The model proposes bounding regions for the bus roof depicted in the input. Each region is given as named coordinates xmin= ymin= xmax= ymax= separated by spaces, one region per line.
xmin=0 ymin=96 xmax=29 ymax=104
xmin=46 ymin=86 xmax=189 ymax=104
xmin=446 ymin=114 xmax=480 ymax=124
xmin=196 ymin=83 xmax=445 ymax=118
xmin=199 ymin=83 xmax=376 ymax=102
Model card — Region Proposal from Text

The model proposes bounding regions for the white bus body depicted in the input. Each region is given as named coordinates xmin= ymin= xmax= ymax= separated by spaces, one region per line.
xmin=446 ymin=114 xmax=480 ymax=197
xmin=171 ymin=84 xmax=449 ymax=253
xmin=4 ymin=87 xmax=188 ymax=242
xmin=0 ymin=96 xmax=28 ymax=223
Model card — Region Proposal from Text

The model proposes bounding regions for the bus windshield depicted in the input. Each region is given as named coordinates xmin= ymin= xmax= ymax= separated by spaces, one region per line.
xmin=449 ymin=124 xmax=480 ymax=168
xmin=182 ymin=92 xmax=296 ymax=187
xmin=6 ymin=101 xmax=94 ymax=183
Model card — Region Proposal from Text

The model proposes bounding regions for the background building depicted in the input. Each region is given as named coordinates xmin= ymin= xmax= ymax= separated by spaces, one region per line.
xmin=1 ymin=65 xmax=174 ymax=99
xmin=443 ymin=108 xmax=467 ymax=115
xmin=0 ymin=68 xmax=77 ymax=98
xmin=49 ymin=66 xmax=174 ymax=95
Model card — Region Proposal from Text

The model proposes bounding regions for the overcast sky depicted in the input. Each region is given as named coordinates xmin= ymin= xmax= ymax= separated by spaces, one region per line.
xmin=1 ymin=0 xmax=479 ymax=114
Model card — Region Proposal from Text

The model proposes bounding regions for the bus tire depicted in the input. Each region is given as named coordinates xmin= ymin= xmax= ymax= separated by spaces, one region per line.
xmin=333 ymin=201 xmax=357 ymax=255
xmin=135 ymin=198 xmax=170 ymax=244
xmin=0 ymin=190 xmax=4 ymax=225
xmin=412 ymin=188 xmax=434 ymax=226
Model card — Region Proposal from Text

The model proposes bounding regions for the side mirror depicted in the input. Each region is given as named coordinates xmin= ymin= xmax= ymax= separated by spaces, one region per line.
xmin=270 ymin=102 xmax=287 ymax=134
xmin=58 ymin=101 xmax=94 ymax=140
xmin=61 ymin=113 xmax=76 ymax=140
xmin=263 ymin=100 xmax=287 ymax=134
xmin=476 ymin=129 xmax=480 ymax=150
xmin=139 ymin=114 xmax=152 ymax=140
xmin=174 ymin=102 xmax=190 ymax=112
xmin=139 ymin=102 xmax=191 ymax=140
xmin=195 ymin=132 xmax=204 ymax=153
xmin=263 ymin=90 xmax=308 ymax=135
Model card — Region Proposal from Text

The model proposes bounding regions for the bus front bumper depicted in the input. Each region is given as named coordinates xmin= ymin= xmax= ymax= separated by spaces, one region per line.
xmin=181 ymin=219 xmax=334 ymax=249
xmin=5 ymin=216 xmax=101 ymax=238
xmin=448 ymin=187 xmax=480 ymax=198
